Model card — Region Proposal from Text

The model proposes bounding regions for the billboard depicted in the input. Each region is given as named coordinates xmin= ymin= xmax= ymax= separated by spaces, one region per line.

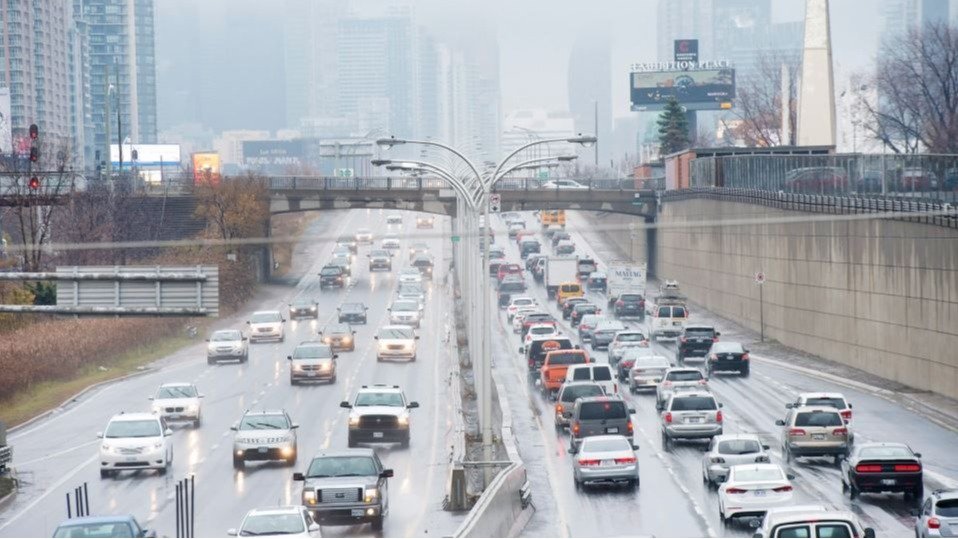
xmin=242 ymin=140 xmax=306 ymax=173
xmin=673 ymin=39 xmax=699 ymax=63
xmin=192 ymin=152 xmax=221 ymax=185
xmin=110 ymin=144 xmax=181 ymax=168
xmin=630 ymin=67 xmax=736 ymax=111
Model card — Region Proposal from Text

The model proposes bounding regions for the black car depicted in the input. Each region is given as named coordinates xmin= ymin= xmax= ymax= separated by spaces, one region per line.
xmin=551 ymin=231 xmax=571 ymax=247
xmin=841 ymin=443 xmax=923 ymax=501
xmin=586 ymin=272 xmax=607 ymax=292
xmin=411 ymin=255 xmax=434 ymax=280
xmin=705 ymin=341 xmax=749 ymax=376
xmin=319 ymin=265 xmax=346 ymax=288
xmin=561 ymin=297 xmax=589 ymax=319
xmin=338 ymin=302 xmax=368 ymax=324
xmin=519 ymin=239 xmax=541 ymax=259
xmin=289 ymin=298 xmax=319 ymax=320
xmin=368 ymin=250 xmax=393 ymax=272
xmin=677 ymin=325 xmax=718 ymax=362
xmin=570 ymin=303 xmax=599 ymax=326
xmin=525 ymin=254 xmax=545 ymax=272
xmin=611 ymin=292 xmax=646 ymax=319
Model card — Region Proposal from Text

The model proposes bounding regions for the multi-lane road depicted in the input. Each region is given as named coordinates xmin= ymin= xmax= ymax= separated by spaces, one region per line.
xmin=0 ymin=209 xmax=462 ymax=538
xmin=2 ymin=208 xmax=957 ymax=538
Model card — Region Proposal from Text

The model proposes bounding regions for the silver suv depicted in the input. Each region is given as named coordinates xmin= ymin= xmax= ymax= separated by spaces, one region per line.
xmin=231 ymin=410 xmax=298 ymax=469
xmin=288 ymin=341 xmax=337 ymax=385
xmin=206 ymin=329 xmax=248 ymax=364
xmin=917 ymin=489 xmax=958 ymax=537
xmin=294 ymin=448 xmax=393 ymax=531
xmin=341 ymin=385 xmax=419 ymax=448
xmin=660 ymin=391 xmax=723 ymax=450
xmin=655 ymin=367 xmax=709 ymax=410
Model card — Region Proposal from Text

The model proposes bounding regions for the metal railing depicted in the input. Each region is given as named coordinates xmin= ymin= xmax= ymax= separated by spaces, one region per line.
xmin=690 ymin=153 xmax=958 ymax=203
xmin=265 ymin=176 xmax=640 ymax=192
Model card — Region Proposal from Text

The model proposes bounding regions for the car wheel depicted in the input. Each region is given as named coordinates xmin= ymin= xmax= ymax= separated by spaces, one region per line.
xmin=371 ymin=515 xmax=384 ymax=532
xmin=286 ymin=452 xmax=297 ymax=467
xmin=233 ymin=455 xmax=244 ymax=469
xmin=193 ymin=417 xmax=201 ymax=428
xmin=661 ymin=432 xmax=672 ymax=452
xmin=849 ymin=479 xmax=859 ymax=500
xmin=99 ymin=469 xmax=112 ymax=479
xmin=242 ymin=354 xmax=248 ymax=363
xmin=785 ymin=445 xmax=794 ymax=463
xmin=401 ymin=436 xmax=410 ymax=449
xmin=290 ymin=377 xmax=297 ymax=386
xmin=741 ymin=367 xmax=750 ymax=378
xmin=348 ymin=436 xmax=357 ymax=448
xmin=574 ymin=476 xmax=582 ymax=490
xmin=912 ymin=485 xmax=924 ymax=502
xmin=207 ymin=358 xmax=214 ymax=365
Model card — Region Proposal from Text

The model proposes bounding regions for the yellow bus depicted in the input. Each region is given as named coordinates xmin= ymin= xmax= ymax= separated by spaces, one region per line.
xmin=539 ymin=210 xmax=566 ymax=227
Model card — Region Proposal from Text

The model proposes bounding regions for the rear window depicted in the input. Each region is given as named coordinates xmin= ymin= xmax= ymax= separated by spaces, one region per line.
xmin=571 ymin=369 xmax=590 ymax=380
xmin=593 ymin=367 xmax=612 ymax=381
xmin=561 ymin=384 xmax=604 ymax=402
xmin=673 ymin=307 xmax=687 ymax=317
xmin=774 ymin=525 xmax=811 ymax=538
xmin=734 ymin=468 xmax=785 ymax=482
xmin=858 ymin=445 xmax=913 ymax=459
xmin=804 ymin=397 xmax=847 ymax=409
xmin=581 ymin=437 xmax=631 ymax=453
xmin=616 ymin=333 xmax=646 ymax=342
xmin=936 ymin=499 xmax=958 ymax=517
xmin=620 ymin=294 xmax=642 ymax=302
xmin=710 ymin=342 xmax=744 ymax=353
xmin=667 ymin=370 xmax=703 ymax=382
xmin=685 ymin=327 xmax=715 ymax=337
xmin=547 ymin=352 xmax=587 ymax=365
xmin=578 ymin=401 xmax=627 ymax=420
xmin=561 ymin=284 xmax=581 ymax=292
xmin=794 ymin=411 xmax=843 ymax=427
xmin=815 ymin=524 xmax=853 ymax=538
xmin=657 ymin=307 xmax=670 ymax=317
xmin=670 ymin=396 xmax=717 ymax=411
xmin=718 ymin=439 xmax=761 ymax=455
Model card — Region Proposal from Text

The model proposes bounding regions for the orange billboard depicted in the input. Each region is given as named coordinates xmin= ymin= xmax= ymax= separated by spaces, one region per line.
xmin=192 ymin=152 xmax=221 ymax=185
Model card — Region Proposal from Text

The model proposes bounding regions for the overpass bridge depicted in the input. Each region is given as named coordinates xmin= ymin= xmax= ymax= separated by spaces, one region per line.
xmin=266 ymin=176 xmax=659 ymax=218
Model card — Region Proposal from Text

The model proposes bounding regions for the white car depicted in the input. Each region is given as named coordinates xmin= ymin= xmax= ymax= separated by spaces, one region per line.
xmin=386 ymin=214 xmax=403 ymax=224
xmin=99 ymin=413 xmax=173 ymax=478
xmin=375 ymin=325 xmax=419 ymax=362
xmin=626 ymin=353 xmax=673 ymax=392
xmin=702 ymin=434 xmax=771 ymax=486
xmin=228 ymin=506 xmax=320 ymax=538
xmin=564 ymin=364 xmax=617 ymax=396
xmin=381 ymin=235 xmax=401 ymax=250
xmin=397 ymin=283 xmax=426 ymax=304
xmin=206 ymin=329 xmax=249 ymax=364
xmin=524 ymin=323 xmax=559 ymax=345
xmin=247 ymin=310 xmax=286 ymax=343
xmin=542 ymin=179 xmax=588 ymax=190
xmin=342 ymin=384 xmax=419 ymax=448
xmin=512 ymin=306 xmax=539 ymax=333
xmin=608 ymin=330 xmax=650 ymax=364
xmin=506 ymin=296 xmax=536 ymax=322
xmin=718 ymin=464 xmax=795 ymax=525
xmin=332 ymin=245 xmax=353 ymax=263
xmin=571 ymin=434 xmax=639 ymax=489
xmin=389 ymin=299 xmax=422 ymax=328
xmin=355 ymin=228 xmax=374 ymax=244
xmin=149 ymin=383 xmax=204 ymax=427
xmin=398 ymin=268 xmax=423 ymax=285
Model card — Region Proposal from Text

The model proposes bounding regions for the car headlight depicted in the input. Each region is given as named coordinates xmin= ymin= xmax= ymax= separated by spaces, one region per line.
xmin=101 ymin=444 xmax=114 ymax=453
xmin=153 ymin=441 xmax=164 ymax=449
xmin=364 ymin=488 xmax=380 ymax=503
xmin=303 ymin=489 xmax=317 ymax=504
xmin=398 ymin=416 xmax=409 ymax=427
xmin=151 ymin=405 xmax=162 ymax=415
xmin=349 ymin=416 xmax=360 ymax=427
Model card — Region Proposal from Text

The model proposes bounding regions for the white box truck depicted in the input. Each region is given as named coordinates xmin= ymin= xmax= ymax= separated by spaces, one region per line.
xmin=545 ymin=256 xmax=578 ymax=299
xmin=607 ymin=263 xmax=647 ymax=301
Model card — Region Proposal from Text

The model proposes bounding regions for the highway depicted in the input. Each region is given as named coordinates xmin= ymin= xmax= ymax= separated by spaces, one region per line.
xmin=0 ymin=209 xmax=462 ymax=538
xmin=492 ymin=212 xmax=958 ymax=538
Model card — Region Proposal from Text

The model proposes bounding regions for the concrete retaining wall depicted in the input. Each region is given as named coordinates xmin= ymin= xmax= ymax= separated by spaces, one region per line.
xmin=652 ymin=198 xmax=958 ymax=397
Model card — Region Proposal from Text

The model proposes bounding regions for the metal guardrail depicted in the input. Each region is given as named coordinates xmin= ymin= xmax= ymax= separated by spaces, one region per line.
xmin=265 ymin=176 xmax=640 ymax=193
xmin=661 ymin=187 xmax=958 ymax=229
xmin=0 ymin=445 xmax=12 ymax=472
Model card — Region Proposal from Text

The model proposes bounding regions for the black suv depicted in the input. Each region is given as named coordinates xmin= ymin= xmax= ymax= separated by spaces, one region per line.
xmin=319 ymin=265 xmax=346 ymax=288
xmin=289 ymin=298 xmax=319 ymax=320
xmin=676 ymin=325 xmax=718 ymax=363
xmin=611 ymin=293 xmax=646 ymax=319
xmin=338 ymin=302 xmax=368 ymax=324
xmin=706 ymin=341 xmax=749 ymax=377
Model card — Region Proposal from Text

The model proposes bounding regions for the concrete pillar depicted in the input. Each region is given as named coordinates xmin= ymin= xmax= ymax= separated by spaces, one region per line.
xmin=797 ymin=0 xmax=836 ymax=146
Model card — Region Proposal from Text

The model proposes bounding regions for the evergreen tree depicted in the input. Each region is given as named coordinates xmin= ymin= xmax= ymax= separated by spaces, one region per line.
xmin=656 ymin=97 xmax=691 ymax=155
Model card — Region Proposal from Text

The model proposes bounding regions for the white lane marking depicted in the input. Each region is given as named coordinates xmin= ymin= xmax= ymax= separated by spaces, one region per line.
xmin=13 ymin=440 xmax=99 ymax=467
xmin=0 ymin=454 xmax=98 ymax=531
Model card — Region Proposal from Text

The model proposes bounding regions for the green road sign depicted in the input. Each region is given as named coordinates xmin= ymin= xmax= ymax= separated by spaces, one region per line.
xmin=451 ymin=235 xmax=461 ymax=243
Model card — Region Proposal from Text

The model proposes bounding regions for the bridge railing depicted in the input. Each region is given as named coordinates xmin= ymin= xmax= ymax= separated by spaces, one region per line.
xmin=267 ymin=176 xmax=640 ymax=193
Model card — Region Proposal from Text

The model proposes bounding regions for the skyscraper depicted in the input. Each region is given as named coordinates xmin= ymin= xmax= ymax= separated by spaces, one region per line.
xmin=568 ymin=34 xmax=612 ymax=166
xmin=657 ymin=0 xmax=714 ymax=62
xmin=882 ymin=0 xmax=950 ymax=36
xmin=283 ymin=0 xmax=344 ymax=130
xmin=77 ymin=0 xmax=158 ymax=158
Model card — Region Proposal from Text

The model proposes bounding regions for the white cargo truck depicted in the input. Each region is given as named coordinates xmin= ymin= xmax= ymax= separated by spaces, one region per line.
xmin=545 ymin=256 xmax=578 ymax=299
xmin=606 ymin=263 xmax=648 ymax=302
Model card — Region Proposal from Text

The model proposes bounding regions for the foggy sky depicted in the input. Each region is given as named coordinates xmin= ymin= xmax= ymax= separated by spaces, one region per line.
xmin=156 ymin=0 xmax=895 ymax=134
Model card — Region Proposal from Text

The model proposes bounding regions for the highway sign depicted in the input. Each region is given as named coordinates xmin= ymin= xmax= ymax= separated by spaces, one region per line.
xmin=451 ymin=235 xmax=461 ymax=243
xmin=336 ymin=168 xmax=354 ymax=178
xmin=489 ymin=193 xmax=501 ymax=213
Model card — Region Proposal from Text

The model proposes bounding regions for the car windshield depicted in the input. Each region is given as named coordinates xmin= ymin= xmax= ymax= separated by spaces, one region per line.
xmin=546 ymin=352 xmax=586 ymax=365
xmin=858 ymin=445 xmax=914 ymax=459
xmin=710 ymin=342 xmax=744 ymax=353
xmin=718 ymin=439 xmax=762 ymax=455
xmin=581 ymin=437 xmax=631 ymax=453
xmin=620 ymin=294 xmax=642 ymax=302
xmin=795 ymin=411 xmax=844 ymax=427
xmin=616 ymin=333 xmax=645 ymax=342
xmin=392 ymin=301 xmax=419 ymax=311
xmin=239 ymin=415 xmax=289 ymax=430
xmin=578 ymin=401 xmax=627 ymax=420
xmin=53 ymin=522 xmax=135 ymax=538
xmin=292 ymin=345 xmax=333 ymax=359
xmin=379 ymin=328 xmax=413 ymax=339
xmin=593 ymin=368 xmax=612 ymax=381
xmin=320 ymin=267 xmax=342 ymax=276
xmin=306 ymin=456 xmax=378 ymax=478
xmin=156 ymin=385 xmax=196 ymax=399
xmin=667 ymin=370 xmax=704 ymax=381
xmin=530 ymin=326 xmax=554 ymax=335
xmin=575 ymin=305 xmax=597 ymax=313
xmin=250 ymin=312 xmax=280 ymax=323
xmin=560 ymin=384 xmax=604 ymax=402
xmin=370 ymin=250 xmax=389 ymax=258
xmin=804 ymin=397 xmax=847 ymax=409
xmin=733 ymin=467 xmax=784 ymax=482
xmin=291 ymin=299 xmax=314 ymax=307
xmin=355 ymin=392 xmax=405 ymax=407
xmin=937 ymin=500 xmax=958 ymax=517
xmin=325 ymin=324 xmax=349 ymax=334
xmin=105 ymin=419 xmax=161 ymax=438
xmin=240 ymin=514 xmax=304 ymax=536
xmin=670 ymin=397 xmax=717 ymax=411
xmin=341 ymin=303 xmax=364 ymax=312
xmin=211 ymin=330 xmax=241 ymax=341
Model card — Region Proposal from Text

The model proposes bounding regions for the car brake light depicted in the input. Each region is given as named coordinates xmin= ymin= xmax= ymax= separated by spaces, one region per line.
xmin=709 ymin=354 xmax=718 ymax=361
xmin=741 ymin=353 xmax=749 ymax=361
xmin=698 ymin=379 xmax=708 ymax=385
xmin=680 ymin=336 xmax=688 ymax=343
xmin=928 ymin=517 xmax=941 ymax=530
xmin=578 ymin=459 xmax=600 ymax=467
xmin=663 ymin=381 xmax=673 ymax=388
xmin=894 ymin=463 xmax=922 ymax=472
xmin=716 ymin=410 xmax=723 ymax=423
xmin=555 ymin=404 xmax=564 ymax=414
xmin=614 ymin=456 xmax=637 ymax=464
xmin=713 ymin=336 xmax=719 ymax=342
xmin=841 ymin=410 xmax=852 ymax=421
xmin=627 ymin=420 xmax=633 ymax=434
xmin=772 ymin=485 xmax=793 ymax=492
xmin=832 ymin=427 xmax=848 ymax=436
xmin=615 ymin=300 xmax=624 ymax=307
xmin=725 ymin=488 xmax=746 ymax=494
xmin=664 ymin=413 xmax=673 ymax=424
xmin=856 ymin=464 xmax=883 ymax=473
xmin=572 ymin=422 xmax=580 ymax=435
xmin=789 ymin=428 xmax=807 ymax=436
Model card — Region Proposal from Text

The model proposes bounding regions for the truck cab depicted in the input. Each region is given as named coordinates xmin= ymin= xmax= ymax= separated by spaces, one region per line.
xmin=539 ymin=349 xmax=591 ymax=397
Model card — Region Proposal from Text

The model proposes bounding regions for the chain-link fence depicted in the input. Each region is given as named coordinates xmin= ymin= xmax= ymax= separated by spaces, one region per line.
xmin=690 ymin=153 xmax=958 ymax=202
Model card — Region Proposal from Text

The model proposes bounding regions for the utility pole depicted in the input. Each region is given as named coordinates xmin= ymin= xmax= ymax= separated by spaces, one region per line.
xmin=104 ymin=63 xmax=112 ymax=179
xmin=115 ymin=61 xmax=123 ymax=174
xmin=594 ymin=100 xmax=599 ymax=168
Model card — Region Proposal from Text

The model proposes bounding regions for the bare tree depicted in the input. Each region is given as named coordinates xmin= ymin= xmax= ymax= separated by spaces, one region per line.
xmin=724 ymin=52 xmax=800 ymax=147
xmin=854 ymin=22 xmax=958 ymax=154
xmin=193 ymin=173 xmax=270 ymax=242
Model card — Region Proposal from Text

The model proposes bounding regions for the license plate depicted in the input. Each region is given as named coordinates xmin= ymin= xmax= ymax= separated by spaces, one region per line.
xmin=351 ymin=509 xmax=365 ymax=517
xmin=373 ymin=432 xmax=384 ymax=439
xmin=258 ymin=447 xmax=268 ymax=454
xmin=881 ymin=479 xmax=896 ymax=486
xmin=673 ymin=321 xmax=682 ymax=326
xmin=125 ymin=456 xmax=137 ymax=461
xmin=167 ymin=413 xmax=180 ymax=419
xmin=307 ymin=372 xmax=316 ymax=377
xmin=754 ymin=490 xmax=767 ymax=497
xmin=606 ymin=427 xmax=619 ymax=434
xmin=601 ymin=459 xmax=614 ymax=466
xmin=688 ymin=417 xmax=703 ymax=424
xmin=812 ymin=434 xmax=826 ymax=440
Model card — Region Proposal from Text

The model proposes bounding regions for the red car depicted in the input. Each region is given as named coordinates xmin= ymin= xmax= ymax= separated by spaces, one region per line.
xmin=497 ymin=263 xmax=522 ymax=282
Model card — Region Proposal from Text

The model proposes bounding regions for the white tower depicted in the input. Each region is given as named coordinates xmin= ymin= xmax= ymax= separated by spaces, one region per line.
xmin=796 ymin=0 xmax=836 ymax=147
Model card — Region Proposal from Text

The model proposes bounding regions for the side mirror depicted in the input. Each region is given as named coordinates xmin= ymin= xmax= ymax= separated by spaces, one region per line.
xmin=518 ymin=347 xmax=525 ymax=354
xmin=336 ymin=307 xmax=342 ymax=311
xmin=308 ymin=523 xmax=320 ymax=533
xmin=245 ymin=321 xmax=250 ymax=324
xmin=743 ymin=348 xmax=750 ymax=353
xmin=281 ymin=318 xmax=287 ymax=323
xmin=864 ymin=528 xmax=876 ymax=538
xmin=226 ymin=529 xmax=238 ymax=537
xmin=230 ymin=425 xmax=238 ymax=431
xmin=374 ymin=336 xmax=379 ymax=340
xmin=332 ymin=354 xmax=339 ymax=360
xmin=632 ymin=444 xmax=640 ymax=451
xmin=340 ymin=401 xmax=352 ymax=408
xmin=164 ymin=428 xmax=173 ymax=437
xmin=242 ymin=337 xmax=248 ymax=341
xmin=96 ymin=432 xmax=103 ymax=438
xmin=848 ymin=403 xmax=853 ymax=409
xmin=287 ymin=355 xmax=292 ymax=360
xmin=147 ymin=396 xmax=154 ymax=400
xmin=718 ymin=403 xmax=723 ymax=408
xmin=291 ymin=423 xmax=300 ymax=429
xmin=715 ymin=332 xmax=721 ymax=337
xmin=786 ymin=473 xmax=796 ymax=480
xmin=408 ymin=402 xmax=420 ymax=409
xmin=415 ymin=336 xmax=420 ymax=340
xmin=775 ymin=420 xmax=785 ymax=426
xmin=381 ymin=469 xmax=394 ymax=479
xmin=574 ymin=344 xmax=580 ymax=349
xmin=204 ymin=338 xmax=210 ymax=342
xmin=199 ymin=394 xmax=206 ymax=399
xmin=628 ymin=408 xmax=636 ymax=414
xmin=785 ymin=403 xmax=794 ymax=409
xmin=293 ymin=472 xmax=305 ymax=481
xmin=762 ymin=444 xmax=770 ymax=450
xmin=914 ymin=452 xmax=922 ymax=458
xmin=570 ymin=445 xmax=579 ymax=455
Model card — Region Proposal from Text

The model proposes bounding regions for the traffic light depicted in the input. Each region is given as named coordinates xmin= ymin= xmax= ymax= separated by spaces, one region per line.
xmin=29 ymin=124 xmax=38 ymax=140
xmin=28 ymin=177 xmax=40 ymax=190
xmin=29 ymin=147 xmax=39 ymax=163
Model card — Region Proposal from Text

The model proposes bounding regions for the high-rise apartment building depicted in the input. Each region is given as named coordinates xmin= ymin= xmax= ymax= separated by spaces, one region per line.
xmin=284 ymin=0 xmax=344 ymax=130
xmin=77 ymin=0 xmax=158 ymax=159
xmin=568 ymin=34 xmax=612 ymax=166
xmin=882 ymin=0 xmax=950 ymax=35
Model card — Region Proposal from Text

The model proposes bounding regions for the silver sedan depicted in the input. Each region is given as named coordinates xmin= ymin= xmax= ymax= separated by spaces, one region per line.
xmin=571 ymin=434 xmax=639 ymax=490
xmin=701 ymin=434 xmax=771 ymax=487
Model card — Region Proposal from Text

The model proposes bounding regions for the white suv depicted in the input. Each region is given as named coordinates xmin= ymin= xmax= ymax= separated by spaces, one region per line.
xmin=98 ymin=413 xmax=173 ymax=478
xmin=149 ymin=383 xmax=204 ymax=428
xmin=247 ymin=311 xmax=286 ymax=343
xmin=341 ymin=384 xmax=420 ymax=448
xmin=375 ymin=326 xmax=419 ymax=362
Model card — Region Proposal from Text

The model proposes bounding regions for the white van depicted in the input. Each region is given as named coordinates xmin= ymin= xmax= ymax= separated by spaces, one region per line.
xmin=564 ymin=364 xmax=617 ymax=396
xmin=650 ymin=303 xmax=688 ymax=341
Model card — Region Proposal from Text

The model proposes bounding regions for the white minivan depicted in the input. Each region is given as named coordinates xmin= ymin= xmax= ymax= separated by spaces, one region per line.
xmin=650 ymin=303 xmax=688 ymax=341
xmin=564 ymin=364 xmax=617 ymax=396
